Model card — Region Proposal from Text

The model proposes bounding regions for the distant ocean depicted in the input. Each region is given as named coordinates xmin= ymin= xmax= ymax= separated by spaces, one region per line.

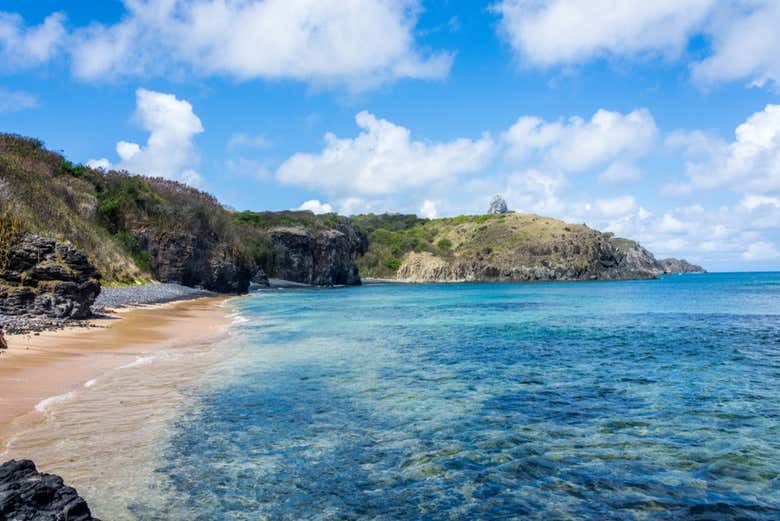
xmin=73 ymin=274 xmax=780 ymax=519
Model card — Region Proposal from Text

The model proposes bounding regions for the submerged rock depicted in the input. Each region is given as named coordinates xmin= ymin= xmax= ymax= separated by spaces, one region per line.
xmin=0 ymin=460 xmax=100 ymax=521
xmin=0 ymin=235 xmax=100 ymax=318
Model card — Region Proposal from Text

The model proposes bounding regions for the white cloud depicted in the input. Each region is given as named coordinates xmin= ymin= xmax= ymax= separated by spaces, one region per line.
xmin=692 ymin=1 xmax=780 ymax=87
xmin=91 ymin=88 xmax=204 ymax=186
xmin=277 ymin=111 xmax=495 ymax=196
xmin=493 ymin=0 xmax=714 ymax=67
xmin=669 ymin=104 xmax=780 ymax=194
xmin=69 ymin=0 xmax=451 ymax=89
xmin=0 ymin=11 xmax=66 ymax=69
xmin=503 ymin=108 xmax=657 ymax=175
xmin=420 ymin=199 xmax=438 ymax=218
xmin=742 ymin=241 xmax=780 ymax=261
xmin=86 ymin=158 xmax=110 ymax=170
xmin=493 ymin=0 xmax=780 ymax=88
xmin=298 ymin=199 xmax=333 ymax=214
xmin=0 ymin=88 xmax=38 ymax=112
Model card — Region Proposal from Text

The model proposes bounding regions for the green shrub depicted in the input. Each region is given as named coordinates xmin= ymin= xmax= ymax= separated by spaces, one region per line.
xmin=436 ymin=238 xmax=452 ymax=250
xmin=385 ymin=258 xmax=401 ymax=271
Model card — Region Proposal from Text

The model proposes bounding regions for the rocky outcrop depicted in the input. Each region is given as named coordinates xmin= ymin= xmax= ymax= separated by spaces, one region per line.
xmin=267 ymin=224 xmax=368 ymax=286
xmin=132 ymin=228 xmax=252 ymax=293
xmin=0 ymin=235 xmax=100 ymax=318
xmin=393 ymin=214 xmax=705 ymax=283
xmin=657 ymin=258 xmax=706 ymax=274
xmin=0 ymin=460 xmax=100 ymax=521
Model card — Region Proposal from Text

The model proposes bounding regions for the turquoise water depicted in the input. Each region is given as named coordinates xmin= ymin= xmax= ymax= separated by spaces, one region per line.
xmin=137 ymin=273 xmax=780 ymax=520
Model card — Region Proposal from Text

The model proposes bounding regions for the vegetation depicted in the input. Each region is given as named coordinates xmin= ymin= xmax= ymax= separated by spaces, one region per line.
xmin=348 ymin=211 xmax=604 ymax=278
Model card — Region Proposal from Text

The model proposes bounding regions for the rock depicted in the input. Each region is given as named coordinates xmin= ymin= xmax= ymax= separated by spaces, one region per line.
xmin=657 ymin=258 xmax=706 ymax=274
xmin=0 ymin=235 xmax=101 ymax=319
xmin=133 ymin=229 xmax=252 ymax=294
xmin=250 ymin=268 xmax=270 ymax=289
xmin=487 ymin=195 xmax=508 ymax=215
xmin=0 ymin=459 xmax=100 ymax=521
xmin=267 ymin=224 xmax=367 ymax=286
xmin=0 ymin=327 xmax=7 ymax=350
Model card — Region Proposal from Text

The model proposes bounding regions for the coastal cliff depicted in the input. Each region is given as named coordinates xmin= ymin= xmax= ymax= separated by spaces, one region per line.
xmin=0 ymin=134 xmax=365 ymax=295
xmin=353 ymin=212 xmax=704 ymax=283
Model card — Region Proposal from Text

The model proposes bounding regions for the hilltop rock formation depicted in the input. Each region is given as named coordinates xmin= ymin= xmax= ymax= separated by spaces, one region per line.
xmin=657 ymin=258 xmax=706 ymax=274
xmin=488 ymin=195 xmax=509 ymax=215
xmin=267 ymin=224 xmax=368 ymax=286
xmin=0 ymin=235 xmax=100 ymax=318
xmin=0 ymin=459 xmax=100 ymax=521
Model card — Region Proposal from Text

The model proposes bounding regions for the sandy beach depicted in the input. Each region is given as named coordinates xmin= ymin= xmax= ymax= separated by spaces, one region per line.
xmin=0 ymin=296 xmax=232 ymax=448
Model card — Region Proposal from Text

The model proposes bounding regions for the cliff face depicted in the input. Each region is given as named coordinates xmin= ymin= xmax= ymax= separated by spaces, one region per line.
xmin=266 ymin=224 xmax=368 ymax=286
xmin=0 ymin=235 xmax=100 ymax=318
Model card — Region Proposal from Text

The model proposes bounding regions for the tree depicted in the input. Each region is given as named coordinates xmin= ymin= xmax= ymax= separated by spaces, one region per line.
xmin=488 ymin=195 xmax=508 ymax=215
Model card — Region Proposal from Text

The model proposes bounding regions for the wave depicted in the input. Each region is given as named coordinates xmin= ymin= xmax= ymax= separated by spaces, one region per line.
xmin=35 ymin=391 xmax=77 ymax=413
xmin=118 ymin=355 xmax=156 ymax=370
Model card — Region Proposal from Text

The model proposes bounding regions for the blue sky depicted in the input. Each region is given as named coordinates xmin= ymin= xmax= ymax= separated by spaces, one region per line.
xmin=1 ymin=1 xmax=780 ymax=271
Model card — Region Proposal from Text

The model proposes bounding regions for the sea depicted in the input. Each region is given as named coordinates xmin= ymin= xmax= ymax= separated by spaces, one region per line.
xmin=9 ymin=273 xmax=780 ymax=520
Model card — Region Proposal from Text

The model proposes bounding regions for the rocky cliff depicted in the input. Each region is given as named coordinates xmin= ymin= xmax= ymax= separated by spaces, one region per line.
xmin=369 ymin=213 xmax=703 ymax=283
xmin=0 ymin=235 xmax=100 ymax=318
xmin=0 ymin=460 xmax=100 ymax=521
xmin=267 ymin=224 xmax=368 ymax=286
xmin=0 ymin=135 xmax=365 ymax=293
xmin=657 ymin=257 xmax=706 ymax=274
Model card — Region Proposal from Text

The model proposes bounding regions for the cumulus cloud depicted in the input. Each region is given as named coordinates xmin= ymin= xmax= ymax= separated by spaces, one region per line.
xmin=692 ymin=1 xmax=780 ymax=88
xmin=68 ymin=0 xmax=451 ymax=89
xmin=0 ymin=11 xmax=66 ymax=69
xmin=503 ymin=108 xmax=657 ymax=177
xmin=0 ymin=88 xmax=38 ymax=112
xmin=298 ymin=199 xmax=334 ymax=214
xmin=276 ymin=111 xmax=495 ymax=196
xmin=668 ymin=104 xmax=780 ymax=194
xmin=493 ymin=0 xmax=714 ymax=67
xmin=89 ymin=88 xmax=204 ymax=186
xmin=493 ymin=0 xmax=780 ymax=88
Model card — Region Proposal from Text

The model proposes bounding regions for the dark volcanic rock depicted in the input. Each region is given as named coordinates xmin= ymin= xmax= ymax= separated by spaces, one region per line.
xmin=133 ymin=228 xmax=252 ymax=294
xmin=0 ymin=235 xmax=100 ymax=319
xmin=0 ymin=460 xmax=100 ymax=521
xmin=267 ymin=224 xmax=368 ymax=286
xmin=657 ymin=257 xmax=706 ymax=274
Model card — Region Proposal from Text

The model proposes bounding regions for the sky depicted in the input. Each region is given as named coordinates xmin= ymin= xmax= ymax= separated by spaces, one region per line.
xmin=1 ymin=1 xmax=780 ymax=272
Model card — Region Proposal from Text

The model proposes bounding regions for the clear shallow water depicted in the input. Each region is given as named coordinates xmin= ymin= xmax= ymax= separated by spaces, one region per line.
xmin=137 ymin=273 xmax=779 ymax=520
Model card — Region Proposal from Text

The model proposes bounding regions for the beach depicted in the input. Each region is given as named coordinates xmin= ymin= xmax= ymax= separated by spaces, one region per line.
xmin=0 ymin=296 xmax=234 ymax=519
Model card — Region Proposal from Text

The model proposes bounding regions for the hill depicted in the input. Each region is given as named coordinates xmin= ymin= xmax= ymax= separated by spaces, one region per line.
xmin=350 ymin=212 xmax=704 ymax=282
xmin=0 ymin=134 xmax=366 ymax=294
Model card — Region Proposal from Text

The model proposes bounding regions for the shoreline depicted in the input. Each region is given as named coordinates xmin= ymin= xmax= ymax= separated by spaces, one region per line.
xmin=0 ymin=295 xmax=233 ymax=448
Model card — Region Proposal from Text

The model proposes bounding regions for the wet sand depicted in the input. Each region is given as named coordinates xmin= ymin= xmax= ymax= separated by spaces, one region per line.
xmin=0 ymin=296 xmax=232 ymax=446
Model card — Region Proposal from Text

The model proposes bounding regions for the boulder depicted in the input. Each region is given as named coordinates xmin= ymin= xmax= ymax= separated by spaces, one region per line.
xmin=0 ymin=459 xmax=100 ymax=521
xmin=0 ymin=235 xmax=101 ymax=318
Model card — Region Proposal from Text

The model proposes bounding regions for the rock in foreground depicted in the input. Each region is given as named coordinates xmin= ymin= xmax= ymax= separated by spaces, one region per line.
xmin=0 ymin=235 xmax=101 ymax=319
xmin=0 ymin=460 xmax=100 ymax=521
